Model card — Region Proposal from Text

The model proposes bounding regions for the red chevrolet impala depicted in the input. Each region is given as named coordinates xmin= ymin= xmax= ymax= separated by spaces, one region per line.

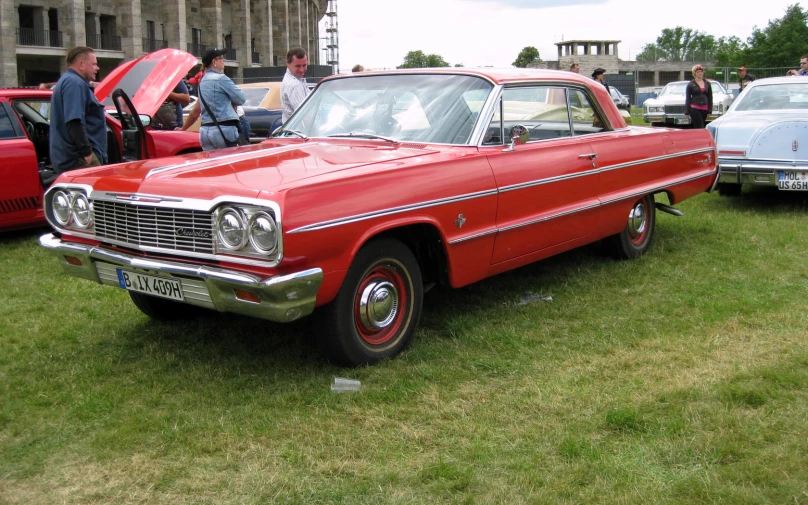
xmin=39 ymin=69 xmax=718 ymax=366
xmin=0 ymin=49 xmax=201 ymax=232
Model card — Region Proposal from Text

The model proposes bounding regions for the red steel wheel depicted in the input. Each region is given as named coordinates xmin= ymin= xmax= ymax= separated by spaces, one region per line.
xmin=316 ymin=238 xmax=423 ymax=366
xmin=606 ymin=194 xmax=656 ymax=259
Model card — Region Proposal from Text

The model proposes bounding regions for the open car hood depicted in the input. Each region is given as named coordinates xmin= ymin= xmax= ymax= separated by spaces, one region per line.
xmin=94 ymin=49 xmax=198 ymax=117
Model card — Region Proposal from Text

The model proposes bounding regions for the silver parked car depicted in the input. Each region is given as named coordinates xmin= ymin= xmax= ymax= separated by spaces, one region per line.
xmin=707 ymin=77 xmax=808 ymax=196
xmin=643 ymin=80 xmax=734 ymax=127
xmin=609 ymin=87 xmax=630 ymax=110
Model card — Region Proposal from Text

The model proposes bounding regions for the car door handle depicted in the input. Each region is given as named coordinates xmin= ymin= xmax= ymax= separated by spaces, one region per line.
xmin=578 ymin=153 xmax=597 ymax=160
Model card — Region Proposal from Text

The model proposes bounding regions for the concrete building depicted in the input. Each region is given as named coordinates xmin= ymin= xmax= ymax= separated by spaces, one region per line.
xmin=555 ymin=39 xmax=710 ymax=86
xmin=1 ymin=0 xmax=326 ymax=87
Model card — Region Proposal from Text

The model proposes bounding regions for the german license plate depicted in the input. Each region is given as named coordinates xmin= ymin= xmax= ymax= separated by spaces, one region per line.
xmin=116 ymin=268 xmax=184 ymax=301
xmin=647 ymin=117 xmax=662 ymax=122
xmin=778 ymin=170 xmax=808 ymax=190
xmin=675 ymin=117 xmax=691 ymax=125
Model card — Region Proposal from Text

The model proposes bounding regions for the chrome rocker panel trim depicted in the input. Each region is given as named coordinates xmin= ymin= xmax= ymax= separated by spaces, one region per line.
xmin=39 ymin=233 xmax=322 ymax=323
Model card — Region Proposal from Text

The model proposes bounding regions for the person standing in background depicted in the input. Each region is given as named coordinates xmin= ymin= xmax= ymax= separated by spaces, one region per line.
xmin=196 ymin=48 xmax=246 ymax=150
xmin=684 ymin=64 xmax=712 ymax=129
xmin=569 ymin=63 xmax=579 ymax=73
xmin=281 ymin=47 xmax=310 ymax=123
xmin=737 ymin=66 xmax=756 ymax=91
xmin=49 ymin=47 xmax=107 ymax=173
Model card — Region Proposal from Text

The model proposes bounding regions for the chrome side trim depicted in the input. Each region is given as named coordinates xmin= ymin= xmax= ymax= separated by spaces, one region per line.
xmin=293 ymin=148 xmax=716 ymax=236
xmin=447 ymin=228 xmax=498 ymax=244
xmin=286 ymin=188 xmax=498 ymax=234
xmin=497 ymin=201 xmax=602 ymax=233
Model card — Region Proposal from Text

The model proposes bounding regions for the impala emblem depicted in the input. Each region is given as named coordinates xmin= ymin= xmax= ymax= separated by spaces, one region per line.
xmin=793 ymin=139 xmax=799 ymax=151
xmin=455 ymin=214 xmax=466 ymax=228
xmin=175 ymin=228 xmax=212 ymax=239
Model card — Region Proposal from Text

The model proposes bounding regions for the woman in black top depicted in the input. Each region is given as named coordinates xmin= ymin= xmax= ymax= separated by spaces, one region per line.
xmin=684 ymin=64 xmax=713 ymax=129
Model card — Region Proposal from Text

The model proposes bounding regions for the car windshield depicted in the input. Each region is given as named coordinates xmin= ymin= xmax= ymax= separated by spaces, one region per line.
xmin=241 ymin=87 xmax=271 ymax=107
xmin=279 ymin=74 xmax=494 ymax=144
xmin=609 ymin=88 xmax=622 ymax=99
xmin=733 ymin=82 xmax=808 ymax=111
xmin=659 ymin=81 xmax=727 ymax=97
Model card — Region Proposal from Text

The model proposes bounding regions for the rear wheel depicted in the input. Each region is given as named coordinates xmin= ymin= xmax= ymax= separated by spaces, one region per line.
xmin=129 ymin=292 xmax=203 ymax=320
xmin=605 ymin=194 xmax=656 ymax=259
xmin=316 ymin=238 xmax=423 ymax=367
xmin=717 ymin=182 xmax=742 ymax=196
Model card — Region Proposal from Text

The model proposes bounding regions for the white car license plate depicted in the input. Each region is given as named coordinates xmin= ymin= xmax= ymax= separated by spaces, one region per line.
xmin=116 ymin=269 xmax=184 ymax=301
xmin=675 ymin=117 xmax=691 ymax=125
xmin=778 ymin=171 xmax=808 ymax=190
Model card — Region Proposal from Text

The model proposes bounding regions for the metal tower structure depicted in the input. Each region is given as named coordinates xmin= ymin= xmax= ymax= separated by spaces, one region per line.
xmin=325 ymin=0 xmax=339 ymax=74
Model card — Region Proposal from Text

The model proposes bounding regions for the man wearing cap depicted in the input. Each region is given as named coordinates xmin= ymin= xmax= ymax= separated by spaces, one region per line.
xmin=194 ymin=48 xmax=246 ymax=150
xmin=738 ymin=66 xmax=756 ymax=92
xmin=592 ymin=68 xmax=610 ymax=94
xmin=281 ymin=47 xmax=310 ymax=123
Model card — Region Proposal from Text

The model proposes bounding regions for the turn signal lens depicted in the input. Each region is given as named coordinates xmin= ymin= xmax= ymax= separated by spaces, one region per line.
xmin=52 ymin=190 xmax=72 ymax=226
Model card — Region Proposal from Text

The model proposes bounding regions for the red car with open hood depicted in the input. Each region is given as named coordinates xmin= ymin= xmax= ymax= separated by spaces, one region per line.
xmin=0 ymin=49 xmax=201 ymax=232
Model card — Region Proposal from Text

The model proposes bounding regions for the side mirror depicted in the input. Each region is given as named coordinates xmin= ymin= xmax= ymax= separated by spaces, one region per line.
xmin=503 ymin=125 xmax=529 ymax=152
xmin=138 ymin=114 xmax=151 ymax=127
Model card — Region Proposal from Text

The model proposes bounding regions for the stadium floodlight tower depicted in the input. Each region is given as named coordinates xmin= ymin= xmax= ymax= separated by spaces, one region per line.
xmin=325 ymin=0 xmax=339 ymax=74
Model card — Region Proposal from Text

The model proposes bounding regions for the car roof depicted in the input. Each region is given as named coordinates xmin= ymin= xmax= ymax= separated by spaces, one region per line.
xmin=743 ymin=76 xmax=808 ymax=87
xmin=322 ymin=67 xmax=602 ymax=86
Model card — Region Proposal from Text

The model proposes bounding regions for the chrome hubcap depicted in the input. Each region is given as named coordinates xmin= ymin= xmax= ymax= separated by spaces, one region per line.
xmin=359 ymin=281 xmax=398 ymax=330
xmin=628 ymin=202 xmax=647 ymax=239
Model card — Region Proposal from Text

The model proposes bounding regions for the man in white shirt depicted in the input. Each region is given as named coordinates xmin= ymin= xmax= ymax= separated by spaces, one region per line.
xmin=281 ymin=47 xmax=310 ymax=123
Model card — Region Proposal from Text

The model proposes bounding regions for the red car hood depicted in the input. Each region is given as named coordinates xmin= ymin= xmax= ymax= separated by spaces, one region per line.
xmin=94 ymin=49 xmax=198 ymax=117
xmin=64 ymin=141 xmax=439 ymax=200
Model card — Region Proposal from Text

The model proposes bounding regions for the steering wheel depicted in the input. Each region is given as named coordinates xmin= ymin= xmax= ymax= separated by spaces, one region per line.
xmin=25 ymin=120 xmax=35 ymax=138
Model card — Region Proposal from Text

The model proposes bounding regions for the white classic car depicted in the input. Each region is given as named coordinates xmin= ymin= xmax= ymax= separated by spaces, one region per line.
xmin=707 ymin=77 xmax=808 ymax=196
xmin=643 ymin=80 xmax=734 ymax=127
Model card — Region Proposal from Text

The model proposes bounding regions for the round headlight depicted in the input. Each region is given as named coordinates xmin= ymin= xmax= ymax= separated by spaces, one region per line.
xmin=52 ymin=190 xmax=72 ymax=226
xmin=71 ymin=193 xmax=92 ymax=228
xmin=217 ymin=208 xmax=247 ymax=249
xmin=248 ymin=212 xmax=278 ymax=254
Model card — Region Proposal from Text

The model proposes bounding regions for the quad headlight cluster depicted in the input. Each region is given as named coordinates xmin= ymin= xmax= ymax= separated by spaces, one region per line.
xmin=214 ymin=205 xmax=279 ymax=257
xmin=49 ymin=189 xmax=94 ymax=231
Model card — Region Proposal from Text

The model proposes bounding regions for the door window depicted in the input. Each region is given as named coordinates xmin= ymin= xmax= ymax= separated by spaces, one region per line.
xmin=483 ymin=86 xmax=571 ymax=145
xmin=568 ymin=89 xmax=607 ymax=135
xmin=0 ymin=106 xmax=20 ymax=139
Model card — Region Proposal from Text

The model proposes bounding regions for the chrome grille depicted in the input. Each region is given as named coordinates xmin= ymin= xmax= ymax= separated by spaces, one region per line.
xmin=665 ymin=105 xmax=686 ymax=114
xmin=92 ymin=200 xmax=215 ymax=253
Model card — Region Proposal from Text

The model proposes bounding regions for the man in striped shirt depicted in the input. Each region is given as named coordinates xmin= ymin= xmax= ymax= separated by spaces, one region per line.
xmin=281 ymin=47 xmax=310 ymax=123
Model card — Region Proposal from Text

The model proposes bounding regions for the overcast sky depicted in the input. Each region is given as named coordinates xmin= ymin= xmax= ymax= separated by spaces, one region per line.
xmin=321 ymin=0 xmax=798 ymax=72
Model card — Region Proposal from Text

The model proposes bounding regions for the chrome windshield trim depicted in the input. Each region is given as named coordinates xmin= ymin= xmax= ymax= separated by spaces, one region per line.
xmin=287 ymin=188 xmax=498 ymax=234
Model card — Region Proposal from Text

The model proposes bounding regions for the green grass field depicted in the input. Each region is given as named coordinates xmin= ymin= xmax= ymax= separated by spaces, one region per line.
xmin=2 ymin=188 xmax=808 ymax=504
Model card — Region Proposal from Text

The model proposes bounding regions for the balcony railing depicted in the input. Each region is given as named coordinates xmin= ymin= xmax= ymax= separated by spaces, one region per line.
xmin=16 ymin=28 xmax=63 ymax=47
xmin=251 ymin=52 xmax=260 ymax=64
xmin=142 ymin=38 xmax=168 ymax=53
xmin=87 ymin=33 xmax=122 ymax=51
xmin=224 ymin=48 xmax=237 ymax=61
xmin=187 ymin=43 xmax=207 ymax=57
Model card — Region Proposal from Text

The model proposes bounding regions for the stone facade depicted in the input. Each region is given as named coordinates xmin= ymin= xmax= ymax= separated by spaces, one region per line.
xmin=3 ymin=0 xmax=326 ymax=87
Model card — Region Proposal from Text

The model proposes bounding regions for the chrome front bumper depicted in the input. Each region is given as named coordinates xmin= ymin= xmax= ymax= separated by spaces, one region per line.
xmin=39 ymin=233 xmax=323 ymax=322
xmin=717 ymin=159 xmax=808 ymax=187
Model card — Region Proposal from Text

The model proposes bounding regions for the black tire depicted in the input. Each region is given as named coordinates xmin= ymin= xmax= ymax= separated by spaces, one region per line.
xmin=717 ymin=182 xmax=742 ymax=197
xmin=605 ymin=194 xmax=656 ymax=259
xmin=315 ymin=238 xmax=423 ymax=367
xmin=129 ymin=292 xmax=203 ymax=320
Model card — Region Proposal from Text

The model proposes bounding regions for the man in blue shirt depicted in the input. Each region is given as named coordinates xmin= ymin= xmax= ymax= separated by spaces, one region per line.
xmin=49 ymin=46 xmax=107 ymax=173
xmin=196 ymin=48 xmax=246 ymax=150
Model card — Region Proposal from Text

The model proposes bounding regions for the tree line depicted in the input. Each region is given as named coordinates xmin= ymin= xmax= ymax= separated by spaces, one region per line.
xmin=636 ymin=4 xmax=808 ymax=67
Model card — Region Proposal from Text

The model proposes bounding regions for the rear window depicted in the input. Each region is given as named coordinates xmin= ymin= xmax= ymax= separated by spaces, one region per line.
xmin=241 ymin=88 xmax=271 ymax=107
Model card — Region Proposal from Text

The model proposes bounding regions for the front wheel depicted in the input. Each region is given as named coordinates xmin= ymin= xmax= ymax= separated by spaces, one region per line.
xmin=316 ymin=238 xmax=423 ymax=367
xmin=605 ymin=194 xmax=656 ymax=259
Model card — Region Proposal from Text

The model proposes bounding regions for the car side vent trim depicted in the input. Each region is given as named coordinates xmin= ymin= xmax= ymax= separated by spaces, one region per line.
xmin=0 ymin=196 xmax=42 ymax=214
